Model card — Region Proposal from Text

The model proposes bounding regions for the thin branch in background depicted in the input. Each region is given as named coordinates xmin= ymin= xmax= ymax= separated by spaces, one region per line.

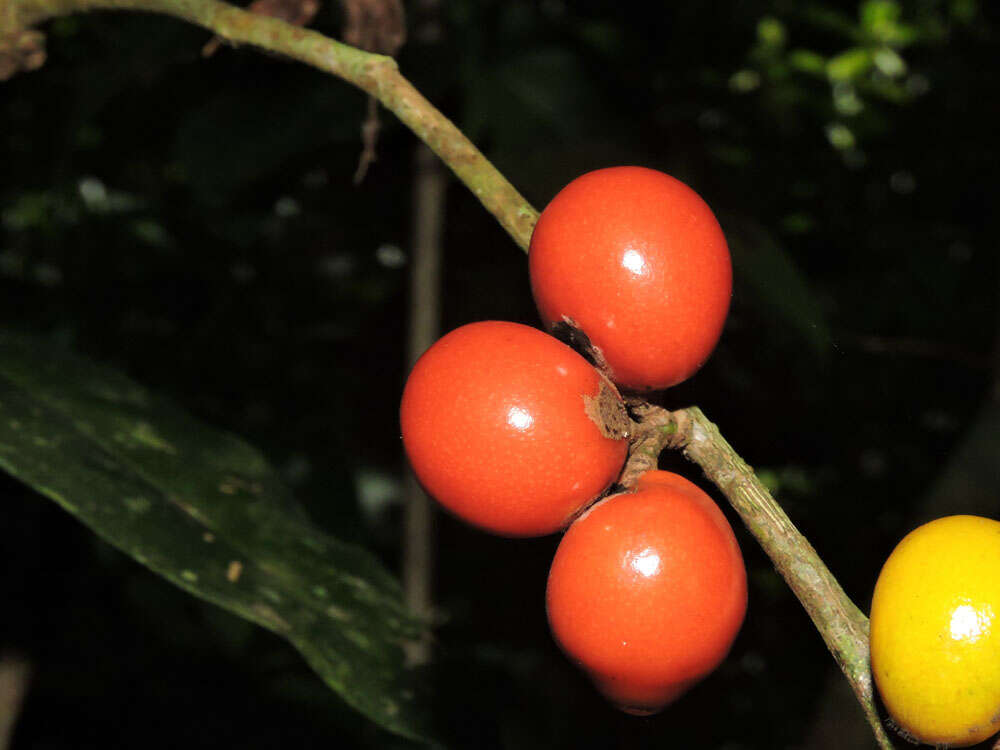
xmin=855 ymin=333 xmax=990 ymax=370
xmin=341 ymin=0 xmax=405 ymax=183
xmin=0 ymin=652 xmax=31 ymax=750
xmin=403 ymin=141 xmax=446 ymax=666
xmin=993 ymin=260 xmax=1000 ymax=402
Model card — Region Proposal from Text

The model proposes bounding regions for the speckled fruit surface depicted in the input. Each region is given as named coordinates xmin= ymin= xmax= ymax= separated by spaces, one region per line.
xmin=870 ymin=515 xmax=1000 ymax=748
xmin=400 ymin=321 xmax=629 ymax=537
xmin=529 ymin=166 xmax=732 ymax=391
xmin=546 ymin=471 xmax=747 ymax=713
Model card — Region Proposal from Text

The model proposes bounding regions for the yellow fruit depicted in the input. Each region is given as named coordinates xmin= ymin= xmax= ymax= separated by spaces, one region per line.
xmin=870 ymin=515 xmax=1000 ymax=747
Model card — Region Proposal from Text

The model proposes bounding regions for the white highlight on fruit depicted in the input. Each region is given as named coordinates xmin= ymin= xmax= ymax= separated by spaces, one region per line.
xmin=621 ymin=248 xmax=647 ymax=276
xmin=506 ymin=406 xmax=534 ymax=431
xmin=949 ymin=603 xmax=994 ymax=642
xmin=630 ymin=547 xmax=661 ymax=578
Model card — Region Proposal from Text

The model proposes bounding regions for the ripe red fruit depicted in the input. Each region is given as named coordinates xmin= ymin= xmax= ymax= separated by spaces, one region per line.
xmin=529 ymin=166 xmax=732 ymax=391
xmin=400 ymin=321 xmax=629 ymax=537
xmin=546 ymin=470 xmax=747 ymax=714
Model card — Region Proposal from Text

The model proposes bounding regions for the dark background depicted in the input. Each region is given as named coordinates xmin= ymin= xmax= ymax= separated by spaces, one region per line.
xmin=1 ymin=0 xmax=998 ymax=747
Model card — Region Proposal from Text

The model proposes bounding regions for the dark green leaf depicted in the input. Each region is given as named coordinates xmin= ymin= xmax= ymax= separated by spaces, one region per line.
xmin=173 ymin=78 xmax=363 ymax=205
xmin=0 ymin=332 xmax=433 ymax=744
xmin=466 ymin=49 xmax=600 ymax=153
xmin=724 ymin=217 xmax=832 ymax=357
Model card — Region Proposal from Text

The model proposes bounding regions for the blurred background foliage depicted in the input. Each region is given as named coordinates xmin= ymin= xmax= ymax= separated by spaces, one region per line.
xmin=1 ymin=0 xmax=998 ymax=747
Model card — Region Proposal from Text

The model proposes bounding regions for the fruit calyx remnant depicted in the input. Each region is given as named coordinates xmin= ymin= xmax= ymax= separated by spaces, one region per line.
xmin=583 ymin=379 xmax=630 ymax=441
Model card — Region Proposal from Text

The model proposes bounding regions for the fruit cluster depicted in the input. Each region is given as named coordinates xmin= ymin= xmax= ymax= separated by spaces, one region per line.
xmin=399 ymin=166 xmax=1000 ymax=738
xmin=400 ymin=167 xmax=746 ymax=714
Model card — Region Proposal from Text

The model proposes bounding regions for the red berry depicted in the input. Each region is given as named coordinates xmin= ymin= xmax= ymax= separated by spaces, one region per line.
xmin=546 ymin=470 xmax=747 ymax=714
xmin=400 ymin=321 xmax=629 ymax=537
xmin=529 ymin=166 xmax=732 ymax=391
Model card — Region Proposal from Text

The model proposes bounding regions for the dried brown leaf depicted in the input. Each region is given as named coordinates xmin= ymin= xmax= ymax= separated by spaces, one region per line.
xmin=0 ymin=29 xmax=45 ymax=80
xmin=203 ymin=0 xmax=320 ymax=56
xmin=340 ymin=0 xmax=406 ymax=182
xmin=341 ymin=0 xmax=405 ymax=55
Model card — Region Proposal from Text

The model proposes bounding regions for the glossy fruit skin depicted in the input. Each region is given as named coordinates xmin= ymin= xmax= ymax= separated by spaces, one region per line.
xmin=529 ymin=166 xmax=732 ymax=391
xmin=870 ymin=515 xmax=1000 ymax=748
xmin=400 ymin=321 xmax=629 ymax=537
xmin=546 ymin=471 xmax=747 ymax=713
